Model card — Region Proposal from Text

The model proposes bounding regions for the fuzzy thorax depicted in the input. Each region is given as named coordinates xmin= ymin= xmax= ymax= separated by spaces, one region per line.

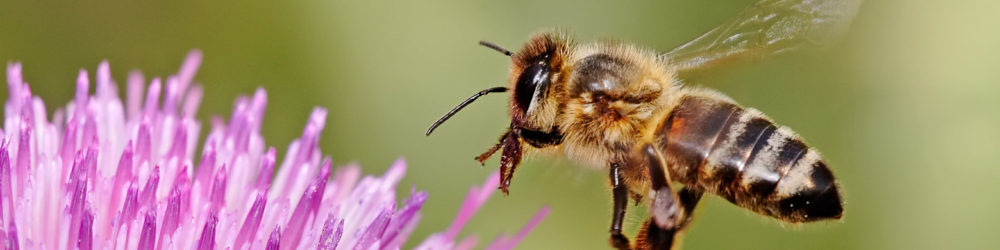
xmin=556 ymin=40 xmax=677 ymax=167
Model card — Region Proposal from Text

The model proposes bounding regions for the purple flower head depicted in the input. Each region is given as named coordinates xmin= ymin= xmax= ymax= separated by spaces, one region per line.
xmin=2 ymin=51 xmax=548 ymax=249
xmin=417 ymin=171 xmax=550 ymax=250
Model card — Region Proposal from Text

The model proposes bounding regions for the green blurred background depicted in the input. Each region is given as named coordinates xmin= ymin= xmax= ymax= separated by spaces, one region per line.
xmin=2 ymin=0 xmax=999 ymax=249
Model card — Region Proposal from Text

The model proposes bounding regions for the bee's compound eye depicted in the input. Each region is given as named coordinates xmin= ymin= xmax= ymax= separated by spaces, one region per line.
xmin=514 ymin=60 xmax=550 ymax=113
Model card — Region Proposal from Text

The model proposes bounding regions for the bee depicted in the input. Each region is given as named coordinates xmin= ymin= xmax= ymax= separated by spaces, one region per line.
xmin=426 ymin=0 xmax=861 ymax=249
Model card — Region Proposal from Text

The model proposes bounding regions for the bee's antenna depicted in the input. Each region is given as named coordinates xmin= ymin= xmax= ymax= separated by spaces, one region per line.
xmin=426 ymin=86 xmax=509 ymax=136
xmin=479 ymin=41 xmax=512 ymax=56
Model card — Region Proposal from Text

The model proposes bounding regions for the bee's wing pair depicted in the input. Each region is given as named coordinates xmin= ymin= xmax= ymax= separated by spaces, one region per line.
xmin=661 ymin=0 xmax=863 ymax=73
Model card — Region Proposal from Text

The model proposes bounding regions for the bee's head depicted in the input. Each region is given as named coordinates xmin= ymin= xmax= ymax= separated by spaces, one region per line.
xmin=426 ymin=32 xmax=567 ymax=147
xmin=507 ymin=32 xmax=567 ymax=137
xmin=425 ymin=32 xmax=569 ymax=194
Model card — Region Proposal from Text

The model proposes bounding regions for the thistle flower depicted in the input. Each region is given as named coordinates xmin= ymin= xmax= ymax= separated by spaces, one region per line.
xmin=1 ymin=51 xmax=546 ymax=249
xmin=416 ymin=171 xmax=550 ymax=250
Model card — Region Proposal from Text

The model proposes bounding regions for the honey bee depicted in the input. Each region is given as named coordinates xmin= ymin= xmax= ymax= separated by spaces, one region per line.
xmin=426 ymin=0 xmax=861 ymax=249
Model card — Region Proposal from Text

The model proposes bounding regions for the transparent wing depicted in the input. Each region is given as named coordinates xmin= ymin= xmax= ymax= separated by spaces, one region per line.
xmin=661 ymin=0 xmax=862 ymax=72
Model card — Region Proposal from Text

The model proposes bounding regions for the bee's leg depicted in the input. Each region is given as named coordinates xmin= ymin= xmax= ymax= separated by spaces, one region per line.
xmin=635 ymin=217 xmax=673 ymax=250
xmin=497 ymin=130 xmax=523 ymax=195
xmin=635 ymin=188 xmax=703 ymax=250
xmin=634 ymin=143 xmax=691 ymax=250
xmin=608 ymin=162 xmax=632 ymax=250
xmin=677 ymin=187 xmax=703 ymax=228
xmin=639 ymin=144 xmax=683 ymax=231
xmin=611 ymin=144 xmax=701 ymax=250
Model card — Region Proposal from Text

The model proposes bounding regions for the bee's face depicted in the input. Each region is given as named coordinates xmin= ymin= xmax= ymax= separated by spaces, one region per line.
xmin=508 ymin=33 xmax=568 ymax=138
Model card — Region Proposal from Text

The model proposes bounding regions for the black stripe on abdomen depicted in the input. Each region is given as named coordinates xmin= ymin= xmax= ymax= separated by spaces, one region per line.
xmin=657 ymin=95 xmax=843 ymax=222
xmin=700 ymin=111 xmax=775 ymax=201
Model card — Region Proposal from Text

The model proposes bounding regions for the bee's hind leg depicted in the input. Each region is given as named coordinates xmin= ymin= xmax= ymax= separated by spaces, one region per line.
xmin=676 ymin=187 xmax=703 ymax=228
xmin=634 ymin=144 xmax=704 ymax=250
xmin=634 ymin=187 xmax=703 ymax=250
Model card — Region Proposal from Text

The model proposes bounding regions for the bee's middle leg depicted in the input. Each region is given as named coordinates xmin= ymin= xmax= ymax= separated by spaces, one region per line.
xmin=609 ymin=161 xmax=632 ymax=250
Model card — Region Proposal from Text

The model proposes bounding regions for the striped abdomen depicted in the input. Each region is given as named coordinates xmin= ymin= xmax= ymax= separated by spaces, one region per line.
xmin=654 ymin=95 xmax=842 ymax=222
